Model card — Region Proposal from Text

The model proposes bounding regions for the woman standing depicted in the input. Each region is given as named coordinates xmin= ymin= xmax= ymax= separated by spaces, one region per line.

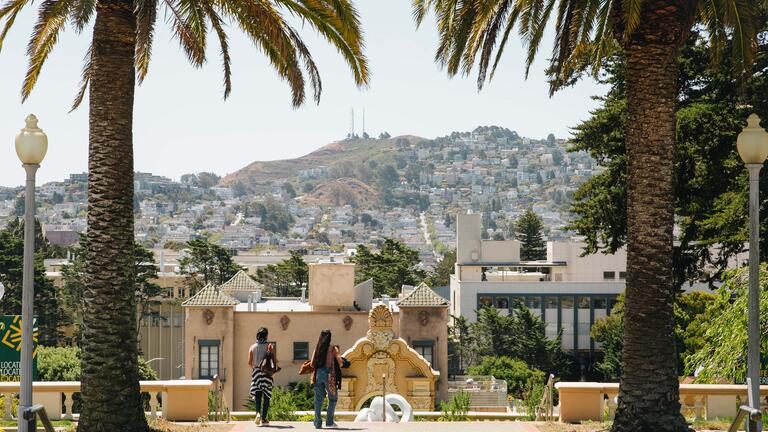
xmin=248 ymin=327 xmax=275 ymax=426
xmin=311 ymin=330 xmax=343 ymax=429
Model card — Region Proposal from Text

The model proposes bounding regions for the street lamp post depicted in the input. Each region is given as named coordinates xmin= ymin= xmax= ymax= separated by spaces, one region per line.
xmin=737 ymin=114 xmax=768 ymax=427
xmin=14 ymin=114 xmax=47 ymax=432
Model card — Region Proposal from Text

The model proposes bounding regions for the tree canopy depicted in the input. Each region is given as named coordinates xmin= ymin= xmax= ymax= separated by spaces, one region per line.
xmin=515 ymin=210 xmax=546 ymax=261
xmin=568 ymin=27 xmax=768 ymax=286
xmin=179 ymin=238 xmax=242 ymax=291
xmin=255 ymin=250 xmax=309 ymax=297
xmin=352 ymin=239 xmax=426 ymax=297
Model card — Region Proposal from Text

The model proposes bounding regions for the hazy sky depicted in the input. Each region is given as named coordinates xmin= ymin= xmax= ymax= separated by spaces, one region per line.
xmin=0 ymin=2 xmax=606 ymax=187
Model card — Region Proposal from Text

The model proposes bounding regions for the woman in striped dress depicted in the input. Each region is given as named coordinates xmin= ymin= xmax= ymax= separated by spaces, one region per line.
xmin=248 ymin=327 xmax=275 ymax=426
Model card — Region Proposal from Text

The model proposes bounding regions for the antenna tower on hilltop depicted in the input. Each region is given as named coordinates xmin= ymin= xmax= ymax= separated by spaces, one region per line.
xmin=362 ymin=106 xmax=366 ymax=137
xmin=350 ymin=108 xmax=355 ymax=137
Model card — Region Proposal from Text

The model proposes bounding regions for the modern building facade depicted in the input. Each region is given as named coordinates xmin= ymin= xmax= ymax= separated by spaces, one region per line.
xmin=451 ymin=212 xmax=626 ymax=358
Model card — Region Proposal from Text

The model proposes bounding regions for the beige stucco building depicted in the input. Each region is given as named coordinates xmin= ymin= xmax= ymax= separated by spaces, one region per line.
xmin=182 ymin=263 xmax=449 ymax=411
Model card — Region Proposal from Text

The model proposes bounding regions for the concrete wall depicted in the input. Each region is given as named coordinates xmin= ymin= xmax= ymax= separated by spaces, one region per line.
xmin=547 ymin=242 xmax=627 ymax=282
xmin=184 ymin=306 xmax=235 ymax=407
xmin=308 ymin=263 xmax=356 ymax=310
xmin=456 ymin=213 xmax=482 ymax=265
xmin=480 ymin=240 xmax=520 ymax=263
xmin=398 ymin=307 xmax=449 ymax=401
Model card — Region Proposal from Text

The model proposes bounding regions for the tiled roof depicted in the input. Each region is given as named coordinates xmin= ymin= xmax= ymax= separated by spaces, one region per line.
xmin=220 ymin=270 xmax=264 ymax=293
xmin=397 ymin=283 xmax=449 ymax=307
xmin=182 ymin=284 xmax=239 ymax=307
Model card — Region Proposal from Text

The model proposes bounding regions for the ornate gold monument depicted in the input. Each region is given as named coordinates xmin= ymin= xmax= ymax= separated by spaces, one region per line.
xmin=338 ymin=304 xmax=439 ymax=411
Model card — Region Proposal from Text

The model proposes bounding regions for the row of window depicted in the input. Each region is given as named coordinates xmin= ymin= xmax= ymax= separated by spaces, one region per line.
xmin=478 ymin=294 xmax=619 ymax=311
xmin=197 ymin=339 xmax=436 ymax=379
xmin=603 ymin=271 xmax=627 ymax=280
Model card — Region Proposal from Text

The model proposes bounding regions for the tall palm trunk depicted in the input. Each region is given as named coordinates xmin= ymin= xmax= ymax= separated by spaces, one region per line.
xmin=79 ymin=1 xmax=146 ymax=431
xmin=611 ymin=2 xmax=695 ymax=431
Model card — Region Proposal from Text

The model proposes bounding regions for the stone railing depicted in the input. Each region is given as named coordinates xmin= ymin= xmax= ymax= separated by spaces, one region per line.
xmin=556 ymin=382 xmax=768 ymax=423
xmin=0 ymin=380 xmax=212 ymax=422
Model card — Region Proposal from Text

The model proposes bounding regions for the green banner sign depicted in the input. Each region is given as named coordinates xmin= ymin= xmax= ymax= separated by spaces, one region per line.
xmin=0 ymin=316 xmax=38 ymax=382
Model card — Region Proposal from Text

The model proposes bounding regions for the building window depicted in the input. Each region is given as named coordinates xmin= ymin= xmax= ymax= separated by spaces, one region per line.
xmin=608 ymin=297 xmax=619 ymax=312
xmin=578 ymin=296 xmax=590 ymax=309
xmin=495 ymin=297 xmax=509 ymax=309
xmin=545 ymin=296 xmax=558 ymax=309
xmin=603 ymin=271 xmax=616 ymax=280
xmin=293 ymin=342 xmax=309 ymax=360
xmin=412 ymin=340 xmax=434 ymax=366
xmin=529 ymin=296 xmax=542 ymax=309
xmin=198 ymin=340 xmax=220 ymax=379
xmin=593 ymin=297 xmax=607 ymax=309
xmin=619 ymin=271 xmax=627 ymax=280
xmin=512 ymin=296 xmax=525 ymax=307
xmin=561 ymin=296 xmax=574 ymax=309
xmin=479 ymin=296 xmax=492 ymax=308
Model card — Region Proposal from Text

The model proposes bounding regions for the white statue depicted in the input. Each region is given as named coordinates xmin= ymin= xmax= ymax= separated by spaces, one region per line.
xmin=353 ymin=394 xmax=413 ymax=423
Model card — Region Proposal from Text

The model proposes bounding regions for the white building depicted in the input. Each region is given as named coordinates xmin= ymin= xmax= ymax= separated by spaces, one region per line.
xmin=451 ymin=212 xmax=626 ymax=358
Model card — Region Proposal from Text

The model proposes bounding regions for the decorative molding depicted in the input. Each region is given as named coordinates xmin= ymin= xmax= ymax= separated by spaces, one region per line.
xmin=203 ymin=309 xmax=214 ymax=325
xmin=343 ymin=315 xmax=353 ymax=331
xmin=418 ymin=310 xmax=429 ymax=327
xmin=280 ymin=315 xmax=290 ymax=331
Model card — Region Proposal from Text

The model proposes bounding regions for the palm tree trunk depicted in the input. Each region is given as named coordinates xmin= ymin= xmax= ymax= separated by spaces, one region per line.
xmin=611 ymin=2 xmax=695 ymax=431
xmin=79 ymin=1 xmax=146 ymax=431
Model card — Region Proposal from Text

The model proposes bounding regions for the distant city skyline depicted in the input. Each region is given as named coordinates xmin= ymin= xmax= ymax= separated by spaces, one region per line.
xmin=0 ymin=3 xmax=606 ymax=187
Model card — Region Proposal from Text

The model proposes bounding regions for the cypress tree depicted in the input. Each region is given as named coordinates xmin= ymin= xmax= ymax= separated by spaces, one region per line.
xmin=515 ymin=209 xmax=546 ymax=261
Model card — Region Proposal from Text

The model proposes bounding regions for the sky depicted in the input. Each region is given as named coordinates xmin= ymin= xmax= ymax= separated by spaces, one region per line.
xmin=0 ymin=2 xmax=606 ymax=187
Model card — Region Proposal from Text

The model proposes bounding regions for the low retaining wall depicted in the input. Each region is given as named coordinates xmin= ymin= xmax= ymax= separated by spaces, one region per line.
xmin=556 ymin=382 xmax=768 ymax=423
xmin=0 ymin=380 xmax=212 ymax=422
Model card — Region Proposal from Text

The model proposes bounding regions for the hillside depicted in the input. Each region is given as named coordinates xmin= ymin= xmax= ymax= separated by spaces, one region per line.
xmin=299 ymin=177 xmax=380 ymax=208
xmin=220 ymin=135 xmax=426 ymax=192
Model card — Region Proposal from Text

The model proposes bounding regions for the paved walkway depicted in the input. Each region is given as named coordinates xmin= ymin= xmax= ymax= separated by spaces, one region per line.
xmin=228 ymin=421 xmax=541 ymax=432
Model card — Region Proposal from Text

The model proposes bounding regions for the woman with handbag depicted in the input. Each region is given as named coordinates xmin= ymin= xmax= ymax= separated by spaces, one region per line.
xmin=248 ymin=327 xmax=278 ymax=426
xmin=310 ymin=330 xmax=343 ymax=429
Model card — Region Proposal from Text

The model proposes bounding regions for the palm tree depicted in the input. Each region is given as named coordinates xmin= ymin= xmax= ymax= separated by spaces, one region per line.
xmin=412 ymin=1 xmax=758 ymax=431
xmin=0 ymin=1 xmax=367 ymax=430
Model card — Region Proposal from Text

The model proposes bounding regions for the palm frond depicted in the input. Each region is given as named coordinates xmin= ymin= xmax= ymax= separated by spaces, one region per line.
xmin=717 ymin=0 xmax=757 ymax=78
xmin=135 ymin=0 xmax=158 ymax=82
xmin=620 ymin=0 xmax=643 ymax=39
xmin=202 ymin=2 xmax=232 ymax=98
xmin=163 ymin=0 xmax=206 ymax=67
xmin=70 ymin=41 xmax=93 ymax=111
xmin=276 ymin=0 xmax=369 ymax=86
xmin=219 ymin=0 xmax=306 ymax=106
xmin=23 ymin=0 xmax=77 ymax=101
xmin=0 ymin=0 xmax=31 ymax=53
xmin=69 ymin=0 xmax=94 ymax=33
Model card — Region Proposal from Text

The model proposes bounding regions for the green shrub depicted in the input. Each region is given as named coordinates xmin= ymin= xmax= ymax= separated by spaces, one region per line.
xmin=244 ymin=386 xmax=299 ymax=421
xmin=37 ymin=347 xmax=158 ymax=381
xmin=523 ymin=376 xmax=546 ymax=420
xmin=467 ymin=355 xmax=545 ymax=399
xmin=439 ymin=390 xmax=470 ymax=421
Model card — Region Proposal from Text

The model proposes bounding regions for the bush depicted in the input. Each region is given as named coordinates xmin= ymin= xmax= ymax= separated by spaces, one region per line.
xmin=38 ymin=347 xmax=81 ymax=381
xmin=438 ymin=390 xmax=470 ymax=421
xmin=467 ymin=356 xmax=545 ymax=399
xmin=287 ymin=380 xmax=316 ymax=410
xmin=244 ymin=386 xmax=299 ymax=421
xmin=37 ymin=346 xmax=158 ymax=381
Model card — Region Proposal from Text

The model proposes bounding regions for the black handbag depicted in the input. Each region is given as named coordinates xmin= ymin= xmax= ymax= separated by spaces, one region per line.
xmin=341 ymin=357 xmax=351 ymax=369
